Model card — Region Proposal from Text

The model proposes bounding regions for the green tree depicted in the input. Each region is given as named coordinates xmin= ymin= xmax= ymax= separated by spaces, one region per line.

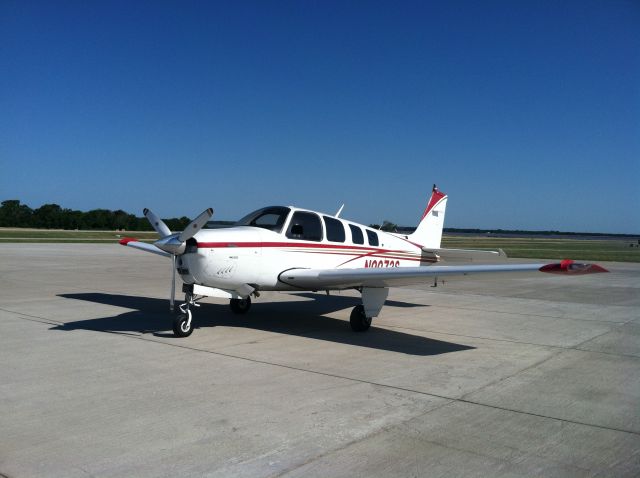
xmin=61 ymin=209 xmax=84 ymax=230
xmin=380 ymin=220 xmax=398 ymax=232
xmin=82 ymin=209 xmax=113 ymax=229
xmin=0 ymin=199 xmax=202 ymax=231
xmin=165 ymin=216 xmax=191 ymax=231
xmin=112 ymin=209 xmax=138 ymax=230
xmin=33 ymin=204 xmax=63 ymax=228
xmin=0 ymin=200 xmax=33 ymax=227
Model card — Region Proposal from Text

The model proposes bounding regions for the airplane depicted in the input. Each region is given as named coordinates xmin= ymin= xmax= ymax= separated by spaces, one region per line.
xmin=119 ymin=185 xmax=608 ymax=337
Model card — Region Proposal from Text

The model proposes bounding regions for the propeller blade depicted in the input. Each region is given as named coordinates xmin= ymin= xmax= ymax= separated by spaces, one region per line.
xmin=144 ymin=208 xmax=172 ymax=237
xmin=178 ymin=208 xmax=214 ymax=242
xmin=170 ymin=255 xmax=176 ymax=311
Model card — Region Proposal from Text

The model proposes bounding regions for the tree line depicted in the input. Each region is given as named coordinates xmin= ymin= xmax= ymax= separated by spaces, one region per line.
xmin=0 ymin=200 xmax=191 ymax=231
xmin=2 ymin=199 xmax=634 ymax=237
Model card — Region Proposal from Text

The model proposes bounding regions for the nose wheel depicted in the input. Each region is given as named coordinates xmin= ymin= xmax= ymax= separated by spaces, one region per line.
xmin=173 ymin=309 xmax=193 ymax=337
xmin=173 ymin=292 xmax=199 ymax=337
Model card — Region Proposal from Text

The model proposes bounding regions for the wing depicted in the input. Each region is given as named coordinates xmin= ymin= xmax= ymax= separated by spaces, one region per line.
xmin=119 ymin=237 xmax=171 ymax=258
xmin=279 ymin=260 xmax=608 ymax=289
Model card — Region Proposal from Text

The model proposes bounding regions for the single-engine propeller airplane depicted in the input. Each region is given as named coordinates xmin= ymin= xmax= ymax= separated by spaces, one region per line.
xmin=120 ymin=185 xmax=608 ymax=337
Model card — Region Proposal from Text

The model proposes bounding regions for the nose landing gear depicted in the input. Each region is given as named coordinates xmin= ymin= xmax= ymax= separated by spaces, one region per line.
xmin=173 ymin=292 xmax=200 ymax=337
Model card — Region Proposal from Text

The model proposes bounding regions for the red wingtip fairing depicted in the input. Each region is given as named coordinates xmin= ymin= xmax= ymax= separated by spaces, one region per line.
xmin=560 ymin=259 xmax=574 ymax=270
xmin=119 ymin=237 xmax=137 ymax=245
xmin=540 ymin=261 xmax=609 ymax=275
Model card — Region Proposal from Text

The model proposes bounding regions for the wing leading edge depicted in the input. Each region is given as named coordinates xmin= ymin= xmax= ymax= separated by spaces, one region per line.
xmin=279 ymin=261 xmax=608 ymax=290
xmin=119 ymin=237 xmax=171 ymax=257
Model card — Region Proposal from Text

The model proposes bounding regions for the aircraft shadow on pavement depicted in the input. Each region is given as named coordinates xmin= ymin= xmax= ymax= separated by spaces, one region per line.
xmin=291 ymin=292 xmax=427 ymax=309
xmin=55 ymin=293 xmax=474 ymax=356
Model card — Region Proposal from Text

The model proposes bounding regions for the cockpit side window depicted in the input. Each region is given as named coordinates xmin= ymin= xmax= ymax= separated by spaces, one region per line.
xmin=235 ymin=206 xmax=291 ymax=233
xmin=286 ymin=211 xmax=323 ymax=242
xmin=252 ymin=212 xmax=284 ymax=229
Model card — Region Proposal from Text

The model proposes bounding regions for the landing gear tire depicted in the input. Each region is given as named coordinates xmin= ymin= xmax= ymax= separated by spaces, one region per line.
xmin=173 ymin=310 xmax=193 ymax=337
xmin=230 ymin=297 xmax=252 ymax=314
xmin=350 ymin=305 xmax=372 ymax=332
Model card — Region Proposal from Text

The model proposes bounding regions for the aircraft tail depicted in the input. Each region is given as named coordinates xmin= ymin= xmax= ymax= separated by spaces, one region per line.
xmin=408 ymin=185 xmax=448 ymax=248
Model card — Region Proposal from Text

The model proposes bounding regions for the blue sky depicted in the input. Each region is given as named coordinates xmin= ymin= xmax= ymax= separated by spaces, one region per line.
xmin=1 ymin=0 xmax=638 ymax=233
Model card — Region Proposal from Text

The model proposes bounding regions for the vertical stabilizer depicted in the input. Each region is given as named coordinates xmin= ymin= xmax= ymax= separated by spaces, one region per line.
xmin=408 ymin=185 xmax=448 ymax=248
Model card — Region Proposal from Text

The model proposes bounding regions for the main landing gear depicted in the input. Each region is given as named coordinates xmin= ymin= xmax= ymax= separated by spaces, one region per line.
xmin=350 ymin=305 xmax=372 ymax=332
xmin=230 ymin=297 xmax=252 ymax=314
xmin=349 ymin=287 xmax=388 ymax=333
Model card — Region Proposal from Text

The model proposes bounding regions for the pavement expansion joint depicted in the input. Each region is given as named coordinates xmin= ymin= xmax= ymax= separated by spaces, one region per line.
xmin=427 ymin=302 xmax=627 ymax=323
xmin=455 ymin=398 xmax=640 ymax=436
xmin=458 ymin=349 xmax=565 ymax=402
xmin=0 ymin=306 xmax=63 ymax=326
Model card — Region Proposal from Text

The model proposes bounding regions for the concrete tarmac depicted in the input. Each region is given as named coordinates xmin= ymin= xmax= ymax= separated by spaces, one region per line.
xmin=1 ymin=244 xmax=639 ymax=477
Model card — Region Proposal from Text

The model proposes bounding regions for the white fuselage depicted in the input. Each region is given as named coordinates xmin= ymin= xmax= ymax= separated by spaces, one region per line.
xmin=177 ymin=206 xmax=432 ymax=292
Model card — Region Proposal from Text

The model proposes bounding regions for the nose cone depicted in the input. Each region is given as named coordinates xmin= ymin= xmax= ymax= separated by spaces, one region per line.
xmin=154 ymin=234 xmax=186 ymax=255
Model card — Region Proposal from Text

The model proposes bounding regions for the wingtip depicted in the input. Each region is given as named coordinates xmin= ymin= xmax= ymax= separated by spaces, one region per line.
xmin=119 ymin=237 xmax=137 ymax=245
xmin=539 ymin=260 xmax=609 ymax=274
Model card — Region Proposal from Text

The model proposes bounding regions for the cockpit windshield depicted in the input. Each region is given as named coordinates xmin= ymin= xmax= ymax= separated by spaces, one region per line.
xmin=234 ymin=206 xmax=291 ymax=233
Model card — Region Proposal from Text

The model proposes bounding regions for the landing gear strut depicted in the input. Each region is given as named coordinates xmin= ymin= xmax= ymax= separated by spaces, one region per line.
xmin=173 ymin=292 xmax=200 ymax=337
xmin=350 ymin=305 xmax=372 ymax=332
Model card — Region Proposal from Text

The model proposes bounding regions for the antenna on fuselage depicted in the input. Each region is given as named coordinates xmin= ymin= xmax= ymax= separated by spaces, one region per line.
xmin=335 ymin=204 xmax=344 ymax=218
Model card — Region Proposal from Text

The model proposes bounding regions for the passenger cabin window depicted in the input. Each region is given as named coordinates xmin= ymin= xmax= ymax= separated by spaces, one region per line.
xmin=349 ymin=224 xmax=364 ymax=245
xmin=286 ymin=211 xmax=323 ymax=242
xmin=323 ymin=216 xmax=345 ymax=243
xmin=366 ymin=230 xmax=379 ymax=246
xmin=235 ymin=206 xmax=290 ymax=233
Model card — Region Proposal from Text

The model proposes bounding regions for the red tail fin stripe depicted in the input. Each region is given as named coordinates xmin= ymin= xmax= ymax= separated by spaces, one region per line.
xmin=421 ymin=189 xmax=447 ymax=220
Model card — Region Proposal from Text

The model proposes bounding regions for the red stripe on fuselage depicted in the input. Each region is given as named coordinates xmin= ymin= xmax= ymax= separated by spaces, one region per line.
xmin=196 ymin=240 xmax=433 ymax=264
xmin=197 ymin=241 xmax=403 ymax=253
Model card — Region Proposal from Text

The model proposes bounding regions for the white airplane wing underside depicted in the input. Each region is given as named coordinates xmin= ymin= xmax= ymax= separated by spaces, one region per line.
xmin=279 ymin=261 xmax=607 ymax=290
